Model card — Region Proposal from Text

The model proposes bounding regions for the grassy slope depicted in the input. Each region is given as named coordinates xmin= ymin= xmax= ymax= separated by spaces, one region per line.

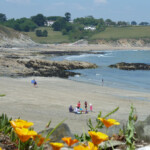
xmin=1 ymin=25 xmax=150 ymax=44
xmin=90 ymin=26 xmax=150 ymax=41
xmin=0 ymin=25 xmax=20 ymax=39
xmin=25 ymin=27 xmax=70 ymax=44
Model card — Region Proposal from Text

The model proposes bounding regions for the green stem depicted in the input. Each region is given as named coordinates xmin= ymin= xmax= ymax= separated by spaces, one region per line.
xmin=18 ymin=139 xmax=21 ymax=150
xmin=108 ymin=140 xmax=114 ymax=150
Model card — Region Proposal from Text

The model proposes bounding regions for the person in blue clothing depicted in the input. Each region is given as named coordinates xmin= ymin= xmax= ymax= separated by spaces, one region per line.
xmin=31 ymin=79 xmax=37 ymax=87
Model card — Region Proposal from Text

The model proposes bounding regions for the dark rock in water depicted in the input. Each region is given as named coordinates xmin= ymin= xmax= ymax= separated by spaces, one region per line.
xmin=38 ymin=123 xmax=75 ymax=143
xmin=109 ymin=62 xmax=150 ymax=70
xmin=135 ymin=115 xmax=150 ymax=142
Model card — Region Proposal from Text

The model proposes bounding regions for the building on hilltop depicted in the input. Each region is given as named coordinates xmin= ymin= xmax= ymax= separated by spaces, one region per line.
xmin=84 ymin=26 xmax=96 ymax=31
xmin=44 ymin=20 xmax=55 ymax=26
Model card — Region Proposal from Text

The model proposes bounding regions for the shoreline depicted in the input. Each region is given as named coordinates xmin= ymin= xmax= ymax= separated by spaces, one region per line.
xmin=0 ymin=76 xmax=150 ymax=135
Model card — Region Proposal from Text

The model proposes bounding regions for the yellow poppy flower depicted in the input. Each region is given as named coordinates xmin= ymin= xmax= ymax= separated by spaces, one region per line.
xmin=50 ymin=142 xmax=64 ymax=150
xmin=15 ymin=127 xmax=37 ymax=142
xmin=33 ymin=134 xmax=50 ymax=146
xmin=88 ymin=142 xmax=98 ymax=150
xmin=62 ymin=137 xmax=78 ymax=147
xmin=10 ymin=119 xmax=34 ymax=129
xmin=88 ymin=131 xmax=108 ymax=145
xmin=98 ymin=118 xmax=120 ymax=128
xmin=74 ymin=142 xmax=98 ymax=150
xmin=74 ymin=145 xmax=87 ymax=150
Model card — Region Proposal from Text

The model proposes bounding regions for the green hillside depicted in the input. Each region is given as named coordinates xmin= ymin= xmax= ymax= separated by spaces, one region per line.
xmin=25 ymin=27 xmax=70 ymax=44
xmin=90 ymin=26 xmax=150 ymax=41
xmin=1 ymin=25 xmax=150 ymax=44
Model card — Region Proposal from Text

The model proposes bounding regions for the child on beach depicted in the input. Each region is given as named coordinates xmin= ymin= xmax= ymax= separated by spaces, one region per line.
xmin=90 ymin=103 xmax=93 ymax=112
xmin=77 ymin=101 xmax=81 ymax=109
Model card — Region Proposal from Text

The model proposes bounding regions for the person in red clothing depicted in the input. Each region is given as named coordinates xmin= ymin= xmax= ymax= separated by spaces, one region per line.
xmin=77 ymin=101 xmax=81 ymax=109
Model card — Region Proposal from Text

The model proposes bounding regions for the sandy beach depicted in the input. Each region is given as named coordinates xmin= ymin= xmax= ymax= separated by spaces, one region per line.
xmin=0 ymin=76 xmax=150 ymax=135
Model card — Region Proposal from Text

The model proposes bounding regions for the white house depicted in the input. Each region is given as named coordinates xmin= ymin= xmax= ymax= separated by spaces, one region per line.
xmin=44 ymin=21 xmax=55 ymax=26
xmin=84 ymin=26 xmax=96 ymax=31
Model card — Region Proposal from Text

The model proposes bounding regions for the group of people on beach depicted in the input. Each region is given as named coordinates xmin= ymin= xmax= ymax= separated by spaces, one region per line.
xmin=69 ymin=101 xmax=93 ymax=114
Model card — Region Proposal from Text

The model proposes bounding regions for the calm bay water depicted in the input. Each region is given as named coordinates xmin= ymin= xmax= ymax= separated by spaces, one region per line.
xmin=50 ymin=50 xmax=150 ymax=94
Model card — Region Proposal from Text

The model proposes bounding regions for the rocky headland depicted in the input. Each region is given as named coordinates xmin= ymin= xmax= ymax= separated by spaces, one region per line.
xmin=0 ymin=56 xmax=97 ymax=78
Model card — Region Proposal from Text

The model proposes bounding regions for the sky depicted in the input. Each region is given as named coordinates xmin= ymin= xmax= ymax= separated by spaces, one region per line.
xmin=0 ymin=0 xmax=150 ymax=23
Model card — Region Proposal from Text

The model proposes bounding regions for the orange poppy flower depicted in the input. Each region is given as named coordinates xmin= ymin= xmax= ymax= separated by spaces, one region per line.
xmin=98 ymin=118 xmax=120 ymax=128
xmin=74 ymin=142 xmax=98 ymax=150
xmin=15 ymin=127 xmax=37 ymax=142
xmin=33 ymin=134 xmax=50 ymax=146
xmin=10 ymin=119 xmax=34 ymax=129
xmin=50 ymin=142 xmax=64 ymax=150
xmin=88 ymin=131 xmax=108 ymax=145
xmin=62 ymin=137 xmax=78 ymax=147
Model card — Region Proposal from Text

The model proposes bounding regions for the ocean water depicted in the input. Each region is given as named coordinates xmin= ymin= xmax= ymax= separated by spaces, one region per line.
xmin=50 ymin=50 xmax=150 ymax=93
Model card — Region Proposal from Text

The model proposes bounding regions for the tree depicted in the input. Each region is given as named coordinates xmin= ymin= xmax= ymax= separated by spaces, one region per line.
xmin=46 ymin=16 xmax=63 ymax=21
xmin=31 ymin=14 xmax=46 ymax=26
xmin=0 ymin=13 xmax=7 ymax=22
xmin=65 ymin=12 xmax=71 ymax=22
xmin=131 ymin=21 xmax=137 ymax=26
xmin=73 ymin=16 xmax=98 ymax=26
xmin=105 ymin=19 xmax=116 ymax=26
xmin=52 ymin=18 xmax=66 ymax=31
xmin=96 ymin=24 xmax=106 ymax=32
xmin=42 ymin=30 xmax=48 ymax=37
xmin=117 ymin=21 xmax=128 ymax=26
xmin=139 ymin=22 xmax=149 ymax=26
xmin=36 ymin=30 xmax=43 ymax=37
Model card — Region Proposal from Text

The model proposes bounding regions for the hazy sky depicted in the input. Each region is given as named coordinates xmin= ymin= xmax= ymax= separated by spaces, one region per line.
xmin=1 ymin=0 xmax=150 ymax=23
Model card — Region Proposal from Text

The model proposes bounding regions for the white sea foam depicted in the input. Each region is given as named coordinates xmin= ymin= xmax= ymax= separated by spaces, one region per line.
xmin=75 ymin=75 xmax=80 ymax=77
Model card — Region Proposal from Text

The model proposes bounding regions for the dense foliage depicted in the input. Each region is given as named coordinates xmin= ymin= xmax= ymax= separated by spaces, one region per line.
xmin=36 ymin=29 xmax=48 ymax=37
xmin=2 ymin=17 xmax=37 ymax=32
xmin=0 ymin=12 xmax=150 ymax=41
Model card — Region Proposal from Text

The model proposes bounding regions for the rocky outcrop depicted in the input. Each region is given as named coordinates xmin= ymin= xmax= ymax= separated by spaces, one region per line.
xmin=38 ymin=123 xmax=74 ymax=143
xmin=109 ymin=62 xmax=150 ymax=70
xmin=97 ymin=39 xmax=150 ymax=47
xmin=0 ymin=57 xmax=97 ymax=78
xmin=18 ymin=59 xmax=97 ymax=78
xmin=135 ymin=115 xmax=150 ymax=142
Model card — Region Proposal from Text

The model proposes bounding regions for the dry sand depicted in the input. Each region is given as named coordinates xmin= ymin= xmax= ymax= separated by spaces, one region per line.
xmin=0 ymin=76 xmax=150 ymax=135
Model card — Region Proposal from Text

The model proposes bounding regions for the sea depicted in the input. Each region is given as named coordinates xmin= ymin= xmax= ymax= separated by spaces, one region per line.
xmin=49 ymin=50 xmax=150 ymax=94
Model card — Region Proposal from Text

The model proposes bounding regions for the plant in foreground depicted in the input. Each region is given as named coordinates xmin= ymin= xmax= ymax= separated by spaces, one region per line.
xmin=9 ymin=118 xmax=65 ymax=150
xmin=88 ymin=131 xmax=108 ymax=145
xmin=62 ymin=137 xmax=79 ymax=147
xmin=0 ymin=94 xmax=6 ymax=97
xmin=10 ymin=119 xmax=34 ymax=129
xmin=74 ymin=141 xmax=98 ymax=150
xmin=98 ymin=118 xmax=120 ymax=128
xmin=0 ymin=113 xmax=12 ymax=135
xmin=125 ymin=105 xmax=137 ymax=150
xmin=50 ymin=142 xmax=64 ymax=150
xmin=87 ymin=107 xmax=119 ymax=132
